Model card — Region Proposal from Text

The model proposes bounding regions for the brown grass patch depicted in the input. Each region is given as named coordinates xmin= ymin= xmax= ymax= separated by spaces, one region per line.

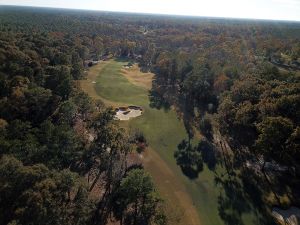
xmin=79 ymin=60 xmax=109 ymax=100
xmin=121 ymin=64 xmax=154 ymax=90
xmin=78 ymin=61 xmax=128 ymax=108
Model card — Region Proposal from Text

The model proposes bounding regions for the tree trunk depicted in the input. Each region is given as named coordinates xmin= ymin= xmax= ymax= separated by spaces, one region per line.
xmin=93 ymin=187 xmax=110 ymax=225
xmin=262 ymin=160 xmax=266 ymax=173
xmin=89 ymin=169 xmax=102 ymax=192
xmin=261 ymin=160 xmax=281 ymax=205
xmin=133 ymin=200 xmax=138 ymax=225
xmin=120 ymin=214 xmax=123 ymax=225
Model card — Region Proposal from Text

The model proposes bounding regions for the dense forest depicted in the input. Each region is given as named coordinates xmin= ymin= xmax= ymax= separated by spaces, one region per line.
xmin=0 ymin=5 xmax=299 ymax=225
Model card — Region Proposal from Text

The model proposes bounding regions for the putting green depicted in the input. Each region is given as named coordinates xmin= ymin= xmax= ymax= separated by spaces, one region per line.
xmin=83 ymin=60 xmax=267 ymax=225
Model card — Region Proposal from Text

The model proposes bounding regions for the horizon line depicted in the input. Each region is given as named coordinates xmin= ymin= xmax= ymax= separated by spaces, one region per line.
xmin=1 ymin=4 xmax=300 ymax=23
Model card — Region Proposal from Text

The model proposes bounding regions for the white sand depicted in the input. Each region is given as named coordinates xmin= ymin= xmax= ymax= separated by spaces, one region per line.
xmin=114 ymin=108 xmax=143 ymax=120
xmin=272 ymin=207 xmax=300 ymax=225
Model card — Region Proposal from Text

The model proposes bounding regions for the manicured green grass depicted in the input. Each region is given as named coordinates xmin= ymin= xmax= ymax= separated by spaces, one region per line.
xmin=95 ymin=61 xmax=147 ymax=105
xmin=94 ymin=60 xmax=265 ymax=225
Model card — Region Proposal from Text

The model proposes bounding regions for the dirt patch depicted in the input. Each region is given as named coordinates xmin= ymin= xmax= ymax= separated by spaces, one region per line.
xmin=121 ymin=64 xmax=154 ymax=90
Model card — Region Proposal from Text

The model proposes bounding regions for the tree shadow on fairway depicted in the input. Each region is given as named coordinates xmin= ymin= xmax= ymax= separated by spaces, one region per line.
xmin=213 ymin=151 xmax=276 ymax=225
xmin=115 ymin=57 xmax=134 ymax=63
xmin=215 ymin=172 xmax=252 ymax=225
xmin=174 ymin=139 xmax=203 ymax=179
xmin=172 ymin=136 xmax=258 ymax=224
xmin=148 ymin=89 xmax=171 ymax=111
xmin=171 ymin=131 xmax=276 ymax=225
xmin=174 ymin=137 xmax=219 ymax=180
xmin=172 ymin=128 xmax=275 ymax=224
xmin=198 ymin=139 xmax=218 ymax=171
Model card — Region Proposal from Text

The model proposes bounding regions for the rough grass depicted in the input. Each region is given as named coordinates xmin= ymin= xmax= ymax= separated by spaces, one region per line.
xmin=80 ymin=59 xmax=264 ymax=225
xmin=121 ymin=64 xmax=154 ymax=90
xmin=79 ymin=61 xmax=129 ymax=107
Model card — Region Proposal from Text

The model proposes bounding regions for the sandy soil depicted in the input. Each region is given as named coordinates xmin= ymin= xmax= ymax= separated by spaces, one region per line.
xmin=114 ymin=108 xmax=143 ymax=120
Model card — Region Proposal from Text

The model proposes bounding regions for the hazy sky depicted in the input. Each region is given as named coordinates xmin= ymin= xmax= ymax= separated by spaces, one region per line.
xmin=1 ymin=0 xmax=300 ymax=21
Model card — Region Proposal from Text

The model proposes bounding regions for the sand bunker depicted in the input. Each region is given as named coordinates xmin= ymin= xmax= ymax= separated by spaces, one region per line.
xmin=272 ymin=207 xmax=300 ymax=225
xmin=114 ymin=106 xmax=143 ymax=120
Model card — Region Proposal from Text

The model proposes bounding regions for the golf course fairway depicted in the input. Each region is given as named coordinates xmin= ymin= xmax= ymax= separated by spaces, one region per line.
xmin=80 ymin=60 xmax=263 ymax=225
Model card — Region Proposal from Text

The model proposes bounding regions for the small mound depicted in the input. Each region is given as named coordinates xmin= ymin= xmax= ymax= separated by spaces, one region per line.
xmin=114 ymin=106 xmax=143 ymax=120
